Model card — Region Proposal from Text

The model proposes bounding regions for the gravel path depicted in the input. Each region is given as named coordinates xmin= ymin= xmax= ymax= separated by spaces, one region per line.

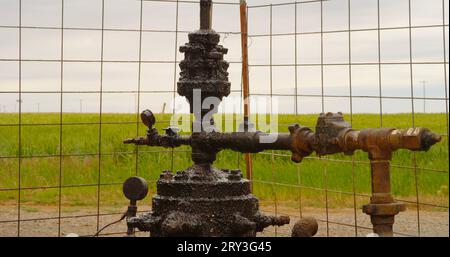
xmin=0 ymin=204 xmax=447 ymax=237
xmin=258 ymin=206 xmax=449 ymax=237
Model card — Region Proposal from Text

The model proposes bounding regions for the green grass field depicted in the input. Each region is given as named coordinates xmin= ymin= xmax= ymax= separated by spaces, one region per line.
xmin=0 ymin=113 xmax=448 ymax=210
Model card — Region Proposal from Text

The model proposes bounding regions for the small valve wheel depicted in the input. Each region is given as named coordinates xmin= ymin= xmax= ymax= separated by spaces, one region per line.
xmin=123 ymin=176 xmax=148 ymax=201
xmin=141 ymin=109 xmax=156 ymax=128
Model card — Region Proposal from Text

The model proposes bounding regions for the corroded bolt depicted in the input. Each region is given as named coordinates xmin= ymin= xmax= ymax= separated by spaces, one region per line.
xmin=192 ymin=174 xmax=204 ymax=181
xmin=174 ymin=171 xmax=188 ymax=181
xmin=228 ymin=169 xmax=242 ymax=180
xmin=230 ymin=169 xmax=241 ymax=175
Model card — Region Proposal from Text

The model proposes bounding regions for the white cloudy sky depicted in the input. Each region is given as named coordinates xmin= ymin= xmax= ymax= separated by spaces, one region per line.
xmin=0 ymin=0 xmax=448 ymax=114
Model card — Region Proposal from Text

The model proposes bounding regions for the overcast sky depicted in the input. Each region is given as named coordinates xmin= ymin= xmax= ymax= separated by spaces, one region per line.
xmin=0 ymin=0 xmax=449 ymax=114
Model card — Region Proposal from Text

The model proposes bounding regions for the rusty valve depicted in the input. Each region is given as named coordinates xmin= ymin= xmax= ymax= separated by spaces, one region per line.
xmin=120 ymin=0 xmax=442 ymax=238
xmin=339 ymin=127 xmax=442 ymax=160
xmin=309 ymin=113 xmax=441 ymax=236
xmin=125 ymin=111 xmax=441 ymax=237
xmin=125 ymin=112 xmax=441 ymax=165
xmin=123 ymin=177 xmax=148 ymax=237
xmin=295 ymin=112 xmax=442 ymax=160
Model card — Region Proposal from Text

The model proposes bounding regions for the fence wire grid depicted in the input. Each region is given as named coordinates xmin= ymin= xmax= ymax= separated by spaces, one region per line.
xmin=0 ymin=0 xmax=448 ymax=237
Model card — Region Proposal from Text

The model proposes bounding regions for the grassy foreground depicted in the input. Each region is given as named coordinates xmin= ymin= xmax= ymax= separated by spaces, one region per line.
xmin=0 ymin=113 xmax=448 ymax=210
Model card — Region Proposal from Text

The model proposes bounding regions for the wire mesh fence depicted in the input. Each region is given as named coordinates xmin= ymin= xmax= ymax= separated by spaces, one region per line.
xmin=0 ymin=0 xmax=448 ymax=237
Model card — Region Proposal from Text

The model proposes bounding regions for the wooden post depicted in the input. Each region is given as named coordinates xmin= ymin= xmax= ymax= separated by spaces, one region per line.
xmin=240 ymin=0 xmax=253 ymax=192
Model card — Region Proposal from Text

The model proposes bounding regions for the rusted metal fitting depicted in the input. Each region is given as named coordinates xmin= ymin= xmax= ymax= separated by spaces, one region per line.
xmin=291 ymin=217 xmax=319 ymax=237
xmin=340 ymin=127 xmax=441 ymax=161
xmin=362 ymin=210 xmax=403 ymax=237
xmin=228 ymin=169 xmax=243 ymax=181
xmin=337 ymin=127 xmax=441 ymax=236
xmin=289 ymin=124 xmax=315 ymax=163
xmin=363 ymin=202 xmax=406 ymax=216
xmin=342 ymin=128 xmax=395 ymax=160
xmin=254 ymin=213 xmax=290 ymax=232
xmin=315 ymin=112 xmax=352 ymax=156
xmin=389 ymin=127 xmax=442 ymax=152
xmin=200 ymin=0 xmax=213 ymax=30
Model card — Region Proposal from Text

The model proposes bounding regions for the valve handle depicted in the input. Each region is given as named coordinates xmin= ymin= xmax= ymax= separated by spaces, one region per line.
xmin=123 ymin=110 xmax=155 ymax=145
xmin=141 ymin=109 xmax=156 ymax=129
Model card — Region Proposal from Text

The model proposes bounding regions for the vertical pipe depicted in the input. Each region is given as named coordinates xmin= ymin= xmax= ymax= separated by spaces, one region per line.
xmin=200 ymin=0 xmax=212 ymax=30
xmin=363 ymin=149 xmax=405 ymax=236
xmin=240 ymin=0 xmax=253 ymax=192
xmin=368 ymin=160 xmax=395 ymax=237
xmin=370 ymin=161 xmax=392 ymax=199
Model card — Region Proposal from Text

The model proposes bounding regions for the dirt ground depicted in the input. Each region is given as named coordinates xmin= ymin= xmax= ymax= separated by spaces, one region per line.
xmin=0 ymin=204 xmax=448 ymax=237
